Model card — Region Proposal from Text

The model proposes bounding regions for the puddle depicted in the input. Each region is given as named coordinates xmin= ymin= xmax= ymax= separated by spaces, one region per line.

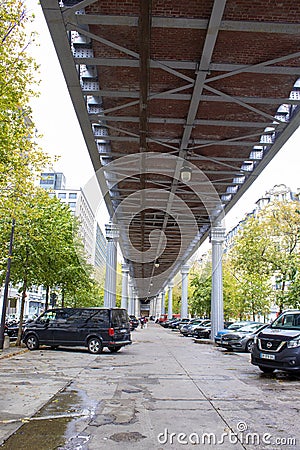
xmin=1 ymin=388 xmax=95 ymax=450
xmin=1 ymin=416 xmax=71 ymax=450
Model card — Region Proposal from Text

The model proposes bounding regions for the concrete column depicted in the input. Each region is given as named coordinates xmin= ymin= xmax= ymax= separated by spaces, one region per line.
xmin=167 ymin=283 xmax=174 ymax=319
xmin=121 ymin=263 xmax=129 ymax=310
xmin=104 ymin=222 xmax=119 ymax=308
xmin=154 ymin=296 xmax=159 ymax=319
xmin=134 ymin=292 xmax=140 ymax=318
xmin=180 ymin=265 xmax=190 ymax=318
xmin=210 ymin=225 xmax=226 ymax=340
xmin=149 ymin=298 xmax=153 ymax=316
xmin=128 ymin=281 xmax=134 ymax=315
xmin=160 ymin=290 xmax=166 ymax=315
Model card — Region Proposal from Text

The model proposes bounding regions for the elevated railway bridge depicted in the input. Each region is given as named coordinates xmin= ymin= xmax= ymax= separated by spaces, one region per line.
xmin=40 ymin=0 xmax=300 ymax=336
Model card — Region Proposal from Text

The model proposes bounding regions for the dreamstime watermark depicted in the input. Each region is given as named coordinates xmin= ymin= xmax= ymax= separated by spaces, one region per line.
xmin=157 ymin=422 xmax=297 ymax=446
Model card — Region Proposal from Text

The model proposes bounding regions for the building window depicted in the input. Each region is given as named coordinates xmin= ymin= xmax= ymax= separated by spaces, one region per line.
xmin=68 ymin=202 xmax=76 ymax=208
xmin=58 ymin=193 xmax=67 ymax=199
xmin=69 ymin=193 xmax=77 ymax=199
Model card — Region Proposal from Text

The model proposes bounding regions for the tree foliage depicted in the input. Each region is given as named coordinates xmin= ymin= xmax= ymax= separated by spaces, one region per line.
xmin=230 ymin=200 xmax=300 ymax=315
xmin=0 ymin=188 xmax=100 ymax=344
xmin=189 ymin=261 xmax=212 ymax=318
xmin=0 ymin=1 xmax=105 ymax=346
xmin=0 ymin=0 xmax=48 ymax=203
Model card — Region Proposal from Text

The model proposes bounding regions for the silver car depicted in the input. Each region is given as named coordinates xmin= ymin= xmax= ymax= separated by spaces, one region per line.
xmin=180 ymin=319 xmax=210 ymax=336
xmin=220 ymin=323 xmax=268 ymax=353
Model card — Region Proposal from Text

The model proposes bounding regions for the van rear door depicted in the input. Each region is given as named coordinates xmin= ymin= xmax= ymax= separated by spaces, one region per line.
xmin=110 ymin=309 xmax=131 ymax=343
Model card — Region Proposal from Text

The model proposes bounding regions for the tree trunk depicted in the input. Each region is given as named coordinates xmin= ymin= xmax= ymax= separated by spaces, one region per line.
xmin=45 ymin=285 xmax=50 ymax=311
xmin=16 ymin=278 xmax=27 ymax=347
xmin=279 ymin=279 xmax=286 ymax=313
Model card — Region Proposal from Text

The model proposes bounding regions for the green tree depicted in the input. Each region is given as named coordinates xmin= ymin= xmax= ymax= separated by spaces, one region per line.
xmin=0 ymin=188 xmax=99 ymax=344
xmin=222 ymin=257 xmax=240 ymax=320
xmin=263 ymin=201 xmax=300 ymax=312
xmin=230 ymin=200 xmax=300 ymax=316
xmin=0 ymin=0 xmax=48 ymax=201
xmin=189 ymin=261 xmax=212 ymax=318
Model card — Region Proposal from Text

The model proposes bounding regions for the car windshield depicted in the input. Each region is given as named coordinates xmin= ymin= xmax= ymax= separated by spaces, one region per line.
xmin=227 ymin=322 xmax=247 ymax=330
xmin=271 ymin=313 xmax=300 ymax=330
xmin=236 ymin=323 xmax=263 ymax=333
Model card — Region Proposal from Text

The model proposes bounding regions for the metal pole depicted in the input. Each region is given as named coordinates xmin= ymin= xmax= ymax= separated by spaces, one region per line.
xmin=0 ymin=219 xmax=15 ymax=350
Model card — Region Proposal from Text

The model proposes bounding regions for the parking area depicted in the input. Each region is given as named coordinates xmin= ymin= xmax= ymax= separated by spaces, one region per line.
xmin=0 ymin=322 xmax=299 ymax=449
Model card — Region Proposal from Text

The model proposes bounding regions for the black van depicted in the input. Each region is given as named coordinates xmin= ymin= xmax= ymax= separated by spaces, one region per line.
xmin=22 ymin=307 xmax=131 ymax=354
xmin=251 ymin=310 xmax=300 ymax=373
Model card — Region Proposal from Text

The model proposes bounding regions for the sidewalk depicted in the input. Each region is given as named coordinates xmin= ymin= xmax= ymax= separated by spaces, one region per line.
xmin=0 ymin=339 xmax=27 ymax=360
xmin=0 ymin=323 xmax=299 ymax=449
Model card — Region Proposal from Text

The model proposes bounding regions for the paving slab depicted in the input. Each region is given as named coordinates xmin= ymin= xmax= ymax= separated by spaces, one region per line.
xmin=0 ymin=324 xmax=299 ymax=449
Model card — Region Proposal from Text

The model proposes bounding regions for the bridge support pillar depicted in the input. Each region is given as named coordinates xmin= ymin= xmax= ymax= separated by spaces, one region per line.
xmin=167 ymin=283 xmax=174 ymax=319
xmin=104 ymin=222 xmax=119 ymax=308
xmin=121 ymin=263 xmax=129 ymax=310
xmin=210 ymin=225 xmax=225 ymax=340
xmin=160 ymin=289 xmax=166 ymax=315
xmin=128 ymin=281 xmax=134 ymax=316
xmin=134 ymin=293 xmax=140 ymax=318
xmin=180 ymin=265 xmax=190 ymax=318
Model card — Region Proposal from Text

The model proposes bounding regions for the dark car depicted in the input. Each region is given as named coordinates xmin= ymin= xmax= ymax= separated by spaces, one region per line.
xmin=129 ymin=315 xmax=139 ymax=331
xmin=22 ymin=307 xmax=132 ymax=354
xmin=251 ymin=310 xmax=300 ymax=373
xmin=220 ymin=323 xmax=268 ymax=353
xmin=169 ymin=318 xmax=190 ymax=330
xmin=192 ymin=322 xmax=212 ymax=339
xmin=5 ymin=322 xmax=19 ymax=339
xmin=160 ymin=318 xmax=179 ymax=328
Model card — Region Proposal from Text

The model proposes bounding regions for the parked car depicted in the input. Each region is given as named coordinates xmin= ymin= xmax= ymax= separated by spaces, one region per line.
xmin=220 ymin=323 xmax=268 ymax=353
xmin=251 ymin=310 xmax=300 ymax=373
xmin=214 ymin=321 xmax=257 ymax=345
xmin=22 ymin=307 xmax=132 ymax=354
xmin=180 ymin=319 xmax=210 ymax=336
xmin=4 ymin=321 xmax=19 ymax=339
xmin=157 ymin=314 xmax=168 ymax=324
xmin=169 ymin=318 xmax=190 ymax=330
xmin=192 ymin=322 xmax=212 ymax=339
xmin=160 ymin=318 xmax=180 ymax=328
xmin=129 ymin=315 xmax=139 ymax=331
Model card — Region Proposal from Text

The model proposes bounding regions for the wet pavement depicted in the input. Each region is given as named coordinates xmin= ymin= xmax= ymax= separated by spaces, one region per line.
xmin=0 ymin=323 xmax=299 ymax=449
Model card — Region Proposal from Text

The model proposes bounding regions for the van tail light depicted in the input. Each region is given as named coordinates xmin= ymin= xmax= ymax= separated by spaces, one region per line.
xmin=108 ymin=328 xmax=115 ymax=336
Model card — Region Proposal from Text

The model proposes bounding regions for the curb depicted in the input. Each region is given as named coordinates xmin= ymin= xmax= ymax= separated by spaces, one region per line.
xmin=0 ymin=346 xmax=28 ymax=360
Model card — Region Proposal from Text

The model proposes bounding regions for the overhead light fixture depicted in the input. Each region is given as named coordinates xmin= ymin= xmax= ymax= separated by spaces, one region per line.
xmin=180 ymin=165 xmax=192 ymax=182
xmin=154 ymin=259 xmax=160 ymax=268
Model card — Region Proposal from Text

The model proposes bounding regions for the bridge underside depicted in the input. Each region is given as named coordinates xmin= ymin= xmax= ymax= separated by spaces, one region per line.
xmin=41 ymin=0 xmax=300 ymax=299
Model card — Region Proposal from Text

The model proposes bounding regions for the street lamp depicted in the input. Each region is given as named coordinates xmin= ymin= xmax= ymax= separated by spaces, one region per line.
xmin=180 ymin=164 xmax=192 ymax=182
xmin=0 ymin=219 xmax=15 ymax=350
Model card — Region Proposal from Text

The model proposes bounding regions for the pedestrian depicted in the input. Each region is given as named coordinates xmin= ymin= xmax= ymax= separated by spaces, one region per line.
xmin=140 ymin=317 xmax=144 ymax=329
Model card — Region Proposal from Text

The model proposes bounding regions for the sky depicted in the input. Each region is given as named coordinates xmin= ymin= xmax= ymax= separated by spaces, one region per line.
xmin=25 ymin=0 xmax=300 ymax=236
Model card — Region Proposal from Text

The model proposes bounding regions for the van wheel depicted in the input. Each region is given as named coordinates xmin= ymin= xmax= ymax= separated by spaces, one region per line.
xmin=25 ymin=334 xmax=39 ymax=351
xmin=88 ymin=337 xmax=103 ymax=354
xmin=259 ymin=366 xmax=275 ymax=374
xmin=108 ymin=346 xmax=121 ymax=353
